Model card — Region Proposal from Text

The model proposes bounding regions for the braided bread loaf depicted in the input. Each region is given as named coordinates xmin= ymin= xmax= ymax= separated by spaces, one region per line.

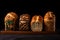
xmin=19 ymin=14 xmax=30 ymax=31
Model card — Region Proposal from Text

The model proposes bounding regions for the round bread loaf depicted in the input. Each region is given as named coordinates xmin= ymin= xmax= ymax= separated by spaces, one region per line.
xmin=44 ymin=11 xmax=56 ymax=32
xmin=4 ymin=12 xmax=18 ymax=31
xmin=31 ymin=15 xmax=43 ymax=32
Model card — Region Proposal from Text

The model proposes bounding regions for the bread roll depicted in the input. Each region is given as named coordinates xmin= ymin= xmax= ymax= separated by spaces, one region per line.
xmin=44 ymin=11 xmax=56 ymax=32
xmin=19 ymin=14 xmax=30 ymax=31
xmin=31 ymin=15 xmax=43 ymax=32
xmin=4 ymin=12 xmax=18 ymax=31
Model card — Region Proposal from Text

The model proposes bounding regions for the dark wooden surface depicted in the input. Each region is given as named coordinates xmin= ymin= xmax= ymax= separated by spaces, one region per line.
xmin=0 ymin=31 xmax=60 ymax=40
xmin=0 ymin=31 xmax=58 ymax=35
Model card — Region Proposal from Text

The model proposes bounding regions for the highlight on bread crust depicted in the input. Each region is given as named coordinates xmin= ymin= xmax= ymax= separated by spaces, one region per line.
xmin=44 ymin=11 xmax=56 ymax=32
xmin=4 ymin=12 xmax=18 ymax=31
xmin=19 ymin=14 xmax=30 ymax=31
xmin=31 ymin=15 xmax=43 ymax=32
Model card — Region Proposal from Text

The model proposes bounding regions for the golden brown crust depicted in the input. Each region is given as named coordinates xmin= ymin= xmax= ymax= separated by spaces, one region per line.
xmin=4 ymin=12 xmax=18 ymax=22
xmin=31 ymin=15 xmax=43 ymax=26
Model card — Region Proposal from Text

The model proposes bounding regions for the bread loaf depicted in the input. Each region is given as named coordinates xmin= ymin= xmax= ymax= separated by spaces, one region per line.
xmin=4 ymin=12 xmax=18 ymax=31
xmin=44 ymin=11 xmax=56 ymax=32
xmin=31 ymin=15 xmax=43 ymax=32
xmin=19 ymin=14 xmax=30 ymax=31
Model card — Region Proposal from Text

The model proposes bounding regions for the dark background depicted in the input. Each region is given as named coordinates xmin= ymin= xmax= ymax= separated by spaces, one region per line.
xmin=0 ymin=0 xmax=60 ymax=32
